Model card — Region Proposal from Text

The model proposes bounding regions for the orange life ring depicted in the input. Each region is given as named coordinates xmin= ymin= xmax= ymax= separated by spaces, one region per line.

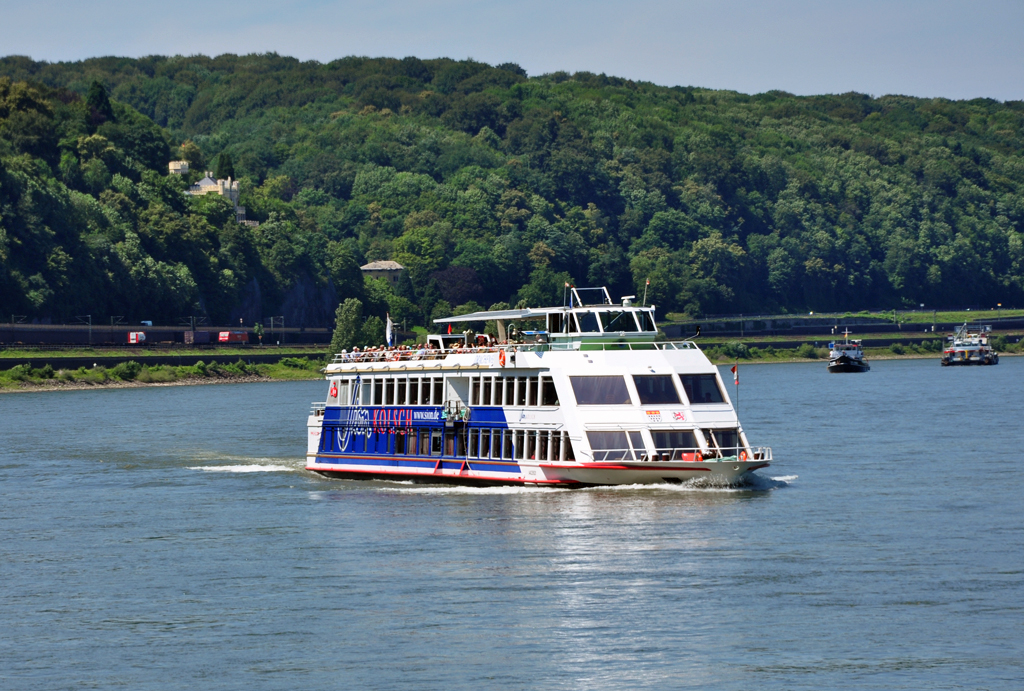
xmin=740 ymin=451 xmax=747 ymax=461
xmin=498 ymin=350 xmax=506 ymax=367
xmin=694 ymin=452 xmax=703 ymax=462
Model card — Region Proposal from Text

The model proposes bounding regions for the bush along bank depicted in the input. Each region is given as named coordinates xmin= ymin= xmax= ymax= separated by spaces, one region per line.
xmin=0 ymin=356 xmax=324 ymax=390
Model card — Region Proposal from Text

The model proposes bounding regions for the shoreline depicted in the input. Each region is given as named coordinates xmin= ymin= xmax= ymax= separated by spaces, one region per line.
xmin=4 ymin=351 xmax=1013 ymax=393
xmin=0 ymin=373 xmax=318 ymax=394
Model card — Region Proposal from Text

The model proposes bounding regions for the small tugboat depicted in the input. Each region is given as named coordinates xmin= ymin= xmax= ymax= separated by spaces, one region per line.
xmin=940 ymin=323 xmax=999 ymax=366
xmin=827 ymin=330 xmax=870 ymax=373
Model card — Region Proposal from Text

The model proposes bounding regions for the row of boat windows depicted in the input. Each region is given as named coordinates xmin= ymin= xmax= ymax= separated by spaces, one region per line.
xmin=322 ymin=427 xmax=574 ymax=462
xmin=330 ymin=377 xmax=445 ymax=406
xmin=549 ymin=310 xmax=657 ymax=334
xmin=570 ymin=374 xmax=725 ymax=406
xmin=327 ymin=372 xmax=726 ymax=408
xmin=587 ymin=429 xmax=741 ymax=461
xmin=469 ymin=376 xmax=558 ymax=407
xmin=327 ymin=375 xmax=560 ymax=408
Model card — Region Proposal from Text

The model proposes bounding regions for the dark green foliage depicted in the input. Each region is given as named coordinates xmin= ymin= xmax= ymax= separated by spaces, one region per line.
xmin=110 ymin=360 xmax=142 ymax=380
xmin=2 ymin=54 xmax=1024 ymax=330
xmin=215 ymin=151 xmax=234 ymax=180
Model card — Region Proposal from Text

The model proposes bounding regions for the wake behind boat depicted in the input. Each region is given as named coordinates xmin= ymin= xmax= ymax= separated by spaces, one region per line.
xmin=305 ymin=287 xmax=771 ymax=486
xmin=827 ymin=330 xmax=870 ymax=373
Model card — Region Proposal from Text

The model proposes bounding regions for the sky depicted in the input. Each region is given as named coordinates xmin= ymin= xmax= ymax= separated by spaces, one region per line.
xmin=1 ymin=0 xmax=1022 ymax=101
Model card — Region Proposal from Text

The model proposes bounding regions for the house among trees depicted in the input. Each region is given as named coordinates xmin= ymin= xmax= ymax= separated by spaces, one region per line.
xmin=168 ymin=160 xmax=189 ymax=175
xmin=188 ymin=172 xmax=240 ymax=205
xmin=186 ymin=172 xmax=255 ymax=224
xmin=360 ymin=260 xmax=405 ymax=286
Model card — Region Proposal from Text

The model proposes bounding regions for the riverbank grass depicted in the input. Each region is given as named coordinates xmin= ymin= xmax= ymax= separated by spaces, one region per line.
xmin=0 ymin=356 xmax=324 ymax=390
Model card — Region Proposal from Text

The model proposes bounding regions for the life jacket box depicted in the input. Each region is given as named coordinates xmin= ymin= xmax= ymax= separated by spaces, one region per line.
xmin=128 ymin=331 xmax=146 ymax=344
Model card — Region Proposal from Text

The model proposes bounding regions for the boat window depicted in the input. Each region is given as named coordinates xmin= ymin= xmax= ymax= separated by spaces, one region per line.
xmin=373 ymin=379 xmax=384 ymax=405
xmin=587 ymin=431 xmax=630 ymax=461
xmin=528 ymin=376 xmax=539 ymax=406
xmin=360 ymin=380 xmax=371 ymax=405
xmin=470 ymin=377 xmax=480 ymax=405
xmin=540 ymin=377 xmax=558 ymax=406
xmin=493 ymin=378 xmax=504 ymax=406
xmin=628 ymin=431 xmax=645 ymax=459
xmin=564 ymin=433 xmax=575 ymax=461
xmin=526 ymin=431 xmax=537 ymax=460
xmin=548 ymin=313 xmax=564 ymax=333
xmin=569 ymin=376 xmax=632 ymax=405
xmin=599 ymin=311 xmax=640 ymax=333
xmin=411 ymin=379 xmax=421 ymax=405
xmin=503 ymin=430 xmax=514 ymax=460
xmin=514 ymin=430 xmax=525 ymax=460
xmin=539 ymin=432 xmax=550 ymax=462
xmin=679 ymin=374 xmax=724 ymax=404
xmin=516 ymin=377 xmax=527 ymax=406
xmin=469 ymin=429 xmax=479 ymax=458
xmin=482 ymin=377 xmax=492 ymax=406
xmin=420 ymin=430 xmax=431 ymax=455
xmin=651 ymin=431 xmax=699 ymax=460
xmin=707 ymin=429 xmax=740 ymax=456
xmin=632 ymin=375 xmax=681 ymax=404
xmin=576 ymin=311 xmax=601 ymax=333
xmin=446 ymin=432 xmax=456 ymax=456
xmin=395 ymin=432 xmax=406 ymax=455
xmin=431 ymin=430 xmax=443 ymax=455
xmin=405 ymin=431 xmax=417 ymax=455
xmin=397 ymin=379 xmax=407 ymax=405
xmin=637 ymin=311 xmax=657 ymax=332
xmin=480 ymin=429 xmax=491 ymax=458
xmin=433 ymin=379 xmax=444 ymax=406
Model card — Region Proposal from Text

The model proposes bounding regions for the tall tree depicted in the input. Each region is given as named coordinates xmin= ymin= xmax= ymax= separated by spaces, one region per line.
xmin=215 ymin=151 xmax=235 ymax=180
xmin=86 ymin=80 xmax=114 ymax=123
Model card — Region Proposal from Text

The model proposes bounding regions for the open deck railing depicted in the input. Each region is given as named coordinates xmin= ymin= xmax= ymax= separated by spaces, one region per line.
xmin=590 ymin=446 xmax=771 ymax=463
xmin=329 ymin=340 xmax=699 ymax=365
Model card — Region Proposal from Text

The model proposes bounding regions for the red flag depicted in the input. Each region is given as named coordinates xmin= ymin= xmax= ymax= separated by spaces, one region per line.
xmin=447 ymin=323 xmax=452 ymax=334
xmin=731 ymin=364 xmax=738 ymax=384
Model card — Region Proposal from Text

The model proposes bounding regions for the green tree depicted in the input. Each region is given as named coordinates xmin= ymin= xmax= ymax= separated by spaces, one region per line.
xmin=180 ymin=140 xmax=205 ymax=170
xmin=215 ymin=151 xmax=235 ymax=179
xmin=330 ymin=297 xmax=363 ymax=354
xmin=86 ymin=80 xmax=115 ymax=123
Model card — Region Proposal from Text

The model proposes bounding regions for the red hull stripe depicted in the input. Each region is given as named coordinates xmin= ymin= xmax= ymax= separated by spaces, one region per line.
xmin=307 ymin=465 xmax=574 ymax=485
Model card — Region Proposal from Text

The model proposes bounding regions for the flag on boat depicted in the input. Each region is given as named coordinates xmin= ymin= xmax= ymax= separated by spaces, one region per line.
xmin=731 ymin=364 xmax=738 ymax=384
xmin=386 ymin=313 xmax=394 ymax=346
xmin=447 ymin=323 xmax=452 ymax=334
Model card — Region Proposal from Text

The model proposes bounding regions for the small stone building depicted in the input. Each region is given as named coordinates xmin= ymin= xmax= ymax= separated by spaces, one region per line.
xmin=188 ymin=173 xmax=240 ymax=206
xmin=360 ymin=260 xmax=405 ymax=286
xmin=168 ymin=160 xmax=190 ymax=175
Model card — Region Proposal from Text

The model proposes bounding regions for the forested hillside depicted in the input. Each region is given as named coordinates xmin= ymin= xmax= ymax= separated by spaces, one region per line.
xmin=2 ymin=53 xmax=1024 ymax=327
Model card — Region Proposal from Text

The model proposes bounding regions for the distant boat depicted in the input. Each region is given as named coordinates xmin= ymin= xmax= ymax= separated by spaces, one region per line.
xmin=827 ymin=330 xmax=870 ymax=373
xmin=940 ymin=323 xmax=999 ymax=366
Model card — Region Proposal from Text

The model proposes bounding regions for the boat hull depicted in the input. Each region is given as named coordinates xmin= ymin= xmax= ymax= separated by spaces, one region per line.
xmin=941 ymin=352 xmax=998 ymax=366
xmin=827 ymin=356 xmax=870 ymax=373
xmin=306 ymin=454 xmax=768 ymax=487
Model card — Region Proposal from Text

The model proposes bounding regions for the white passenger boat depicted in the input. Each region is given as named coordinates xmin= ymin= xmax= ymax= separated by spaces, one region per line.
xmin=306 ymin=288 xmax=771 ymax=486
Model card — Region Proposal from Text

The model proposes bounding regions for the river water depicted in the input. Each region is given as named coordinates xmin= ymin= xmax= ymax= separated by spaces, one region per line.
xmin=1 ymin=358 xmax=1022 ymax=690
